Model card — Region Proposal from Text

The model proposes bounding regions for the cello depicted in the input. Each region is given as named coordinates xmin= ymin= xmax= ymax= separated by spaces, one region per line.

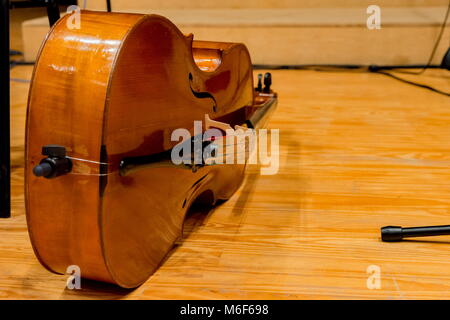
xmin=25 ymin=10 xmax=277 ymax=288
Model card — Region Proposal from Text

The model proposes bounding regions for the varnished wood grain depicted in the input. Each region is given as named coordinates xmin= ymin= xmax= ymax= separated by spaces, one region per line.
xmin=3 ymin=65 xmax=450 ymax=299
xmin=25 ymin=11 xmax=257 ymax=288
xmin=25 ymin=11 xmax=144 ymax=287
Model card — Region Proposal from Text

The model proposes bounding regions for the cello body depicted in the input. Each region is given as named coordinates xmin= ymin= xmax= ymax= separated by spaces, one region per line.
xmin=26 ymin=11 xmax=274 ymax=288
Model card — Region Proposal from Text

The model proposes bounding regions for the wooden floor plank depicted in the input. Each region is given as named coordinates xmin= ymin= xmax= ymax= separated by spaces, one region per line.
xmin=2 ymin=66 xmax=450 ymax=299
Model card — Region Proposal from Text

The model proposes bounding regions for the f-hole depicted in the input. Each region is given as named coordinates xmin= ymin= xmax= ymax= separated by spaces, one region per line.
xmin=189 ymin=73 xmax=217 ymax=113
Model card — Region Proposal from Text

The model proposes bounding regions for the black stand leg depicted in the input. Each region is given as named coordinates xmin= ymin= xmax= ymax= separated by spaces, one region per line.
xmin=0 ymin=0 xmax=10 ymax=219
xmin=0 ymin=0 xmax=61 ymax=219
xmin=46 ymin=0 xmax=60 ymax=27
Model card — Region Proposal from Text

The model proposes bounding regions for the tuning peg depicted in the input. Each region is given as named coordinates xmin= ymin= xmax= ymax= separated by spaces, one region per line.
xmin=263 ymin=72 xmax=272 ymax=93
xmin=255 ymin=73 xmax=263 ymax=92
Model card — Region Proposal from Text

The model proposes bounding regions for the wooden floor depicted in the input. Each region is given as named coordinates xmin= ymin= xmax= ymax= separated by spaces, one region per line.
xmin=2 ymin=65 xmax=450 ymax=299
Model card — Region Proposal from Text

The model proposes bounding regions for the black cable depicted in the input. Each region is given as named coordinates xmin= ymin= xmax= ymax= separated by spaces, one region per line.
xmin=253 ymin=64 xmax=365 ymax=72
xmin=409 ymin=0 xmax=449 ymax=74
xmin=254 ymin=0 xmax=450 ymax=76
xmin=373 ymin=1 xmax=450 ymax=75
xmin=11 ymin=59 xmax=448 ymax=96
xmin=254 ymin=63 xmax=450 ymax=97
xmin=254 ymin=2 xmax=450 ymax=97
xmin=375 ymin=70 xmax=450 ymax=97
xmin=368 ymin=64 xmax=442 ymax=72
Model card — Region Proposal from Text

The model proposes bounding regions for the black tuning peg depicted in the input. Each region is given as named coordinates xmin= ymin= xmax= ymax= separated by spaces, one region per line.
xmin=256 ymin=73 xmax=263 ymax=92
xmin=263 ymin=72 xmax=272 ymax=93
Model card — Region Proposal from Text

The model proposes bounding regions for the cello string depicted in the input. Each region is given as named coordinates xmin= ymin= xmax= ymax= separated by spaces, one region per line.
xmin=65 ymin=126 xmax=263 ymax=167
xmin=66 ymin=156 xmax=110 ymax=165
xmin=65 ymin=142 xmax=256 ymax=166
xmin=69 ymin=172 xmax=113 ymax=176
xmin=67 ymin=149 xmax=254 ymax=176
xmin=64 ymin=132 xmax=264 ymax=175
